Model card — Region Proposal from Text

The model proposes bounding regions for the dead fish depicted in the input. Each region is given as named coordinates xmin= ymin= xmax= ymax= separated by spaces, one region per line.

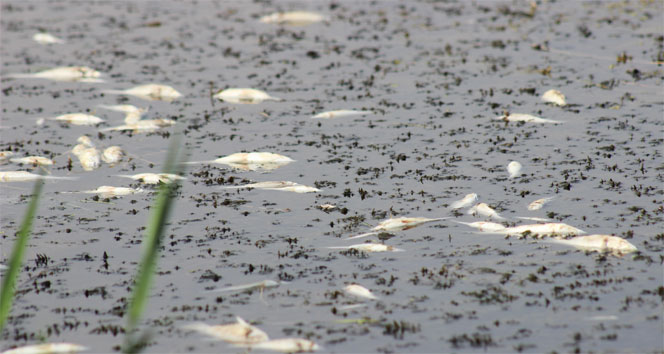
xmin=259 ymin=11 xmax=326 ymax=26
xmin=311 ymin=110 xmax=373 ymax=119
xmin=103 ymin=84 xmax=182 ymax=101
xmin=211 ymin=280 xmax=281 ymax=293
xmin=183 ymin=317 xmax=269 ymax=344
xmin=449 ymin=193 xmax=478 ymax=209
xmin=1 ymin=343 xmax=87 ymax=354
xmin=346 ymin=217 xmax=449 ymax=240
xmin=488 ymin=223 xmax=585 ymax=237
xmin=33 ymin=33 xmax=65 ymax=44
xmin=527 ymin=197 xmax=555 ymax=211
xmin=223 ymin=181 xmax=320 ymax=193
xmin=317 ymin=204 xmax=337 ymax=211
xmin=0 ymin=151 xmax=15 ymax=163
xmin=507 ymin=161 xmax=522 ymax=179
xmin=0 ymin=171 xmax=76 ymax=182
xmin=115 ymin=173 xmax=185 ymax=184
xmin=10 ymin=156 xmax=54 ymax=166
xmin=546 ymin=235 xmax=638 ymax=255
xmin=213 ymin=88 xmax=282 ymax=104
xmin=344 ymin=284 xmax=378 ymax=300
xmin=97 ymin=104 xmax=148 ymax=124
xmin=541 ymin=89 xmax=567 ymax=106
xmin=234 ymin=338 xmax=321 ymax=353
xmin=453 ymin=221 xmax=506 ymax=232
xmin=49 ymin=113 xmax=104 ymax=126
xmin=495 ymin=113 xmax=562 ymax=124
xmin=100 ymin=119 xmax=175 ymax=132
xmin=187 ymin=152 xmax=294 ymax=170
xmin=8 ymin=66 xmax=103 ymax=82
xmin=468 ymin=203 xmax=505 ymax=220
xmin=327 ymin=243 xmax=404 ymax=253
xmin=75 ymin=148 xmax=101 ymax=171
xmin=63 ymin=186 xmax=144 ymax=198
xmin=101 ymin=146 xmax=124 ymax=164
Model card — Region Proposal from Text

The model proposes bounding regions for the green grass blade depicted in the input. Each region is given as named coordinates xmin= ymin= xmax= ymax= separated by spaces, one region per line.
xmin=0 ymin=178 xmax=44 ymax=333
xmin=123 ymin=132 xmax=184 ymax=353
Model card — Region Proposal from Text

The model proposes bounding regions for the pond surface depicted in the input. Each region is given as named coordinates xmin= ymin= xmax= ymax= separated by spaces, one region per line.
xmin=1 ymin=1 xmax=663 ymax=353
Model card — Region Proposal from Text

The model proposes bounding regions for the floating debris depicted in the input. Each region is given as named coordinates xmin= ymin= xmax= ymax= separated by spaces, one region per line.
xmin=541 ymin=89 xmax=567 ymax=106
xmin=453 ymin=221 xmax=506 ymax=232
xmin=213 ymin=88 xmax=282 ymax=104
xmin=0 ymin=171 xmax=76 ymax=182
xmin=495 ymin=113 xmax=562 ymax=124
xmin=211 ymin=280 xmax=281 ymax=293
xmin=527 ymin=197 xmax=555 ymax=211
xmin=1 ymin=343 xmax=87 ymax=354
xmin=259 ymin=11 xmax=326 ymax=26
xmin=7 ymin=66 xmax=103 ymax=82
xmin=311 ymin=110 xmax=373 ymax=119
xmin=344 ymin=284 xmax=378 ymax=300
xmin=484 ymin=223 xmax=585 ymax=237
xmin=346 ymin=217 xmax=449 ymax=240
xmin=100 ymin=119 xmax=175 ymax=132
xmin=62 ymin=186 xmax=144 ymax=198
xmin=115 ymin=173 xmax=185 ymax=184
xmin=103 ymin=84 xmax=182 ymax=101
xmin=449 ymin=193 xmax=478 ymax=209
xmin=234 ymin=338 xmax=320 ymax=353
xmin=546 ymin=235 xmax=637 ymax=255
xmin=97 ymin=104 xmax=148 ymax=124
xmin=187 ymin=152 xmax=294 ymax=171
xmin=183 ymin=317 xmax=269 ymax=344
xmin=507 ymin=161 xmax=522 ymax=179
xmin=33 ymin=33 xmax=65 ymax=44
xmin=327 ymin=243 xmax=404 ymax=253
xmin=101 ymin=146 xmax=124 ymax=164
xmin=49 ymin=113 xmax=104 ymax=126
xmin=10 ymin=156 xmax=54 ymax=166
xmin=223 ymin=181 xmax=320 ymax=193
xmin=468 ymin=203 xmax=506 ymax=220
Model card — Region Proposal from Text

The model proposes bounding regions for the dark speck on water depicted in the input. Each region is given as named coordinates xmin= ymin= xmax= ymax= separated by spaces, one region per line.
xmin=1 ymin=1 xmax=663 ymax=353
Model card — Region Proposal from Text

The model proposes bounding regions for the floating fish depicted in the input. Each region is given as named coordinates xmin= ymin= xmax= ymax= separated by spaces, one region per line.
xmin=485 ymin=223 xmax=585 ymax=237
xmin=468 ymin=203 xmax=505 ymax=220
xmin=259 ymin=11 xmax=326 ymax=26
xmin=213 ymin=88 xmax=281 ymax=104
xmin=0 ymin=151 xmax=15 ymax=163
xmin=495 ymin=113 xmax=562 ymax=124
xmin=183 ymin=317 xmax=269 ymax=344
xmin=318 ymin=204 xmax=337 ymax=211
xmin=223 ymin=181 xmax=320 ymax=193
xmin=449 ymin=193 xmax=478 ymax=209
xmin=234 ymin=338 xmax=321 ymax=353
xmin=97 ymin=104 xmax=148 ymax=124
xmin=0 ymin=171 xmax=76 ymax=182
xmin=453 ymin=221 xmax=506 ymax=232
xmin=541 ymin=89 xmax=566 ymax=106
xmin=327 ymin=243 xmax=404 ymax=253
xmin=346 ymin=217 xmax=449 ymax=240
xmin=100 ymin=119 xmax=175 ymax=132
xmin=115 ymin=173 xmax=185 ymax=184
xmin=101 ymin=146 xmax=124 ymax=164
xmin=507 ymin=161 xmax=522 ymax=179
xmin=10 ymin=156 xmax=54 ymax=166
xmin=546 ymin=235 xmax=637 ymax=255
xmin=74 ymin=147 xmax=101 ymax=171
xmin=187 ymin=152 xmax=294 ymax=171
xmin=8 ymin=66 xmax=103 ymax=82
xmin=527 ymin=197 xmax=555 ymax=211
xmin=344 ymin=284 xmax=378 ymax=300
xmin=104 ymin=84 xmax=182 ymax=101
xmin=62 ymin=186 xmax=144 ymax=198
xmin=33 ymin=33 xmax=65 ymax=44
xmin=312 ymin=110 xmax=373 ymax=119
xmin=211 ymin=280 xmax=281 ymax=293
xmin=1 ymin=342 xmax=88 ymax=354
xmin=49 ymin=113 xmax=104 ymax=126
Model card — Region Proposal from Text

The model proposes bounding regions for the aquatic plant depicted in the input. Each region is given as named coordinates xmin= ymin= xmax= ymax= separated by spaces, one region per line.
xmin=0 ymin=177 xmax=43 ymax=332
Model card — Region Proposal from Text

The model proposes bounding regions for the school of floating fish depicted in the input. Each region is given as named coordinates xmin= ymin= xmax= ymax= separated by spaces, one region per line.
xmin=0 ymin=7 xmax=644 ymax=354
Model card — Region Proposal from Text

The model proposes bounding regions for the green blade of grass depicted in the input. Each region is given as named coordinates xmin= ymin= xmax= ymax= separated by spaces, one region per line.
xmin=123 ymin=132 xmax=184 ymax=353
xmin=0 ymin=177 xmax=44 ymax=333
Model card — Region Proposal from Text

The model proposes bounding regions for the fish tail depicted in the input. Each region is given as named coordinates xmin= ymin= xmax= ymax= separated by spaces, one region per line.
xmin=6 ymin=73 xmax=36 ymax=79
xmin=43 ymin=176 xmax=78 ymax=180
xmin=346 ymin=231 xmax=378 ymax=240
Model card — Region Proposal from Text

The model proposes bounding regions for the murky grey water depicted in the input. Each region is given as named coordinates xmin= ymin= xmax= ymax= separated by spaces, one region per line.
xmin=1 ymin=1 xmax=663 ymax=353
